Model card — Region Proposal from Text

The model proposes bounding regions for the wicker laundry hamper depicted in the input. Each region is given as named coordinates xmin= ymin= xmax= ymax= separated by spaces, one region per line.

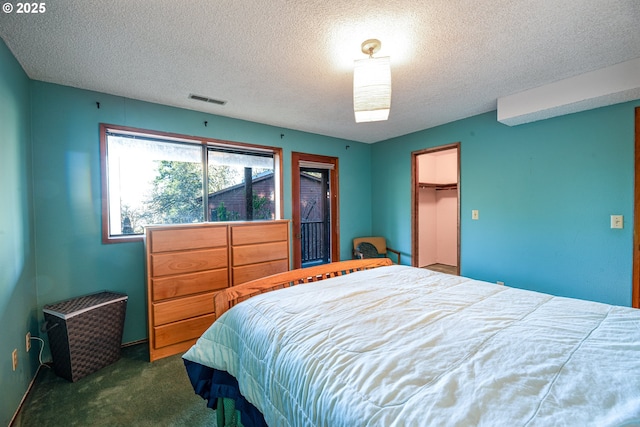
xmin=43 ymin=291 xmax=127 ymax=382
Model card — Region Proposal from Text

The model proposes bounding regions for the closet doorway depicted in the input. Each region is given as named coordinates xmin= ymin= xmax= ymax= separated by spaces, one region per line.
xmin=411 ymin=143 xmax=460 ymax=274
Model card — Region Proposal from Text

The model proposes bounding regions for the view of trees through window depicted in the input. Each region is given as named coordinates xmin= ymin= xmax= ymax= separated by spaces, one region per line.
xmin=103 ymin=128 xmax=277 ymax=240
xmin=207 ymin=149 xmax=274 ymax=223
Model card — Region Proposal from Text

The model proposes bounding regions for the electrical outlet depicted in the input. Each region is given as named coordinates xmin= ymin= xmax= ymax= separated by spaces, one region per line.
xmin=12 ymin=349 xmax=18 ymax=371
xmin=26 ymin=332 xmax=31 ymax=352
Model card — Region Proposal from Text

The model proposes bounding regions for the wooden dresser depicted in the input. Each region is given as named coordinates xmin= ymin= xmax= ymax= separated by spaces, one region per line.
xmin=145 ymin=220 xmax=290 ymax=361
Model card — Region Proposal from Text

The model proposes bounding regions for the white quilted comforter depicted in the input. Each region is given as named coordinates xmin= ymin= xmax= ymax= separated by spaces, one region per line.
xmin=183 ymin=265 xmax=640 ymax=426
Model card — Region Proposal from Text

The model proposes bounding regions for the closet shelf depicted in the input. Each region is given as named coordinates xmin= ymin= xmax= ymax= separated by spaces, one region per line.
xmin=419 ymin=182 xmax=457 ymax=190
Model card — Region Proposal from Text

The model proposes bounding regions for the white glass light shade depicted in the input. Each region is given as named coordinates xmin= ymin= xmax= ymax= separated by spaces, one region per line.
xmin=353 ymin=56 xmax=391 ymax=123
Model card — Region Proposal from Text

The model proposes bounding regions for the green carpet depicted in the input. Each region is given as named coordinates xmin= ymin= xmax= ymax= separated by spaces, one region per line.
xmin=12 ymin=343 xmax=217 ymax=426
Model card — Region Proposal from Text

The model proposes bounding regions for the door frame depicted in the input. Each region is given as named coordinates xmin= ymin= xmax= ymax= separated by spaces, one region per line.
xmin=291 ymin=152 xmax=340 ymax=269
xmin=633 ymin=107 xmax=640 ymax=308
xmin=411 ymin=143 xmax=460 ymax=272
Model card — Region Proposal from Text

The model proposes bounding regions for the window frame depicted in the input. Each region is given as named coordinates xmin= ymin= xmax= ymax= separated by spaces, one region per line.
xmin=100 ymin=123 xmax=284 ymax=244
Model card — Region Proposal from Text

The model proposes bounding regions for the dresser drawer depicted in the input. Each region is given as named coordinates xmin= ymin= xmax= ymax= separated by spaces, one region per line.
xmin=151 ymin=247 xmax=228 ymax=277
xmin=152 ymin=269 xmax=228 ymax=301
xmin=232 ymin=241 xmax=288 ymax=266
xmin=233 ymin=259 xmax=289 ymax=285
xmin=231 ymin=222 xmax=288 ymax=245
xmin=153 ymin=292 xmax=215 ymax=326
xmin=150 ymin=225 xmax=227 ymax=253
xmin=153 ymin=313 xmax=216 ymax=348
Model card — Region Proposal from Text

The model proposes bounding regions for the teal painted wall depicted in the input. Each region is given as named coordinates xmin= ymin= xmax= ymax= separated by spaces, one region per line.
xmin=0 ymin=40 xmax=38 ymax=425
xmin=372 ymin=103 xmax=638 ymax=306
xmin=29 ymin=81 xmax=372 ymax=347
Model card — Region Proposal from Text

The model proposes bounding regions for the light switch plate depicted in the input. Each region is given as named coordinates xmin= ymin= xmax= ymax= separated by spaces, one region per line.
xmin=610 ymin=215 xmax=623 ymax=229
xmin=472 ymin=210 xmax=479 ymax=220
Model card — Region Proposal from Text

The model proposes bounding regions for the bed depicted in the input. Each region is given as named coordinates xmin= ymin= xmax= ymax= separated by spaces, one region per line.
xmin=183 ymin=259 xmax=640 ymax=426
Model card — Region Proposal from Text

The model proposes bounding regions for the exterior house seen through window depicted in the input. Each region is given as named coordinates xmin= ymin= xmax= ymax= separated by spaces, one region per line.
xmin=100 ymin=124 xmax=282 ymax=243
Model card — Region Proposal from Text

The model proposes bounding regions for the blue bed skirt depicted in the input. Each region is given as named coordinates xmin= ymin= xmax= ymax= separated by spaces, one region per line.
xmin=183 ymin=358 xmax=267 ymax=427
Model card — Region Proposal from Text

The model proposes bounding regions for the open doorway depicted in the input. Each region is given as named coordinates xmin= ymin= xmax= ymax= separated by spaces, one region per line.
xmin=291 ymin=152 xmax=339 ymax=269
xmin=411 ymin=143 xmax=460 ymax=274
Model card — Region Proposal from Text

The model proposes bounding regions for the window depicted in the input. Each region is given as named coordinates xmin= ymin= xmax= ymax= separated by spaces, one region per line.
xmin=207 ymin=149 xmax=276 ymax=221
xmin=100 ymin=124 xmax=282 ymax=243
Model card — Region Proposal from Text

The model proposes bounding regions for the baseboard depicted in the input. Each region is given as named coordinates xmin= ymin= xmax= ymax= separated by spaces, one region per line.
xmin=122 ymin=338 xmax=148 ymax=348
xmin=9 ymin=362 xmax=47 ymax=427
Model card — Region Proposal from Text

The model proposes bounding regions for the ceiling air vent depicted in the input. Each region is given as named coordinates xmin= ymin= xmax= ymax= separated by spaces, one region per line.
xmin=189 ymin=94 xmax=227 ymax=105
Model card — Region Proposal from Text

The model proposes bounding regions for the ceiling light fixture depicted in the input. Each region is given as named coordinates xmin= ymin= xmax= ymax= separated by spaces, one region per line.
xmin=353 ymin=39 xmax=391 ymax=123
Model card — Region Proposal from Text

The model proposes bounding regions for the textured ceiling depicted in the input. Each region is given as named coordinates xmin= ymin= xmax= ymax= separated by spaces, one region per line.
xmin=1 ymin=0 xmax=639 ymax=143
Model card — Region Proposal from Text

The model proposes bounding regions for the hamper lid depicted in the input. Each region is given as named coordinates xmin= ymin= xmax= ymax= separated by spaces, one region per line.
xmin=43 ymin=291 xmax=128 ymax=320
